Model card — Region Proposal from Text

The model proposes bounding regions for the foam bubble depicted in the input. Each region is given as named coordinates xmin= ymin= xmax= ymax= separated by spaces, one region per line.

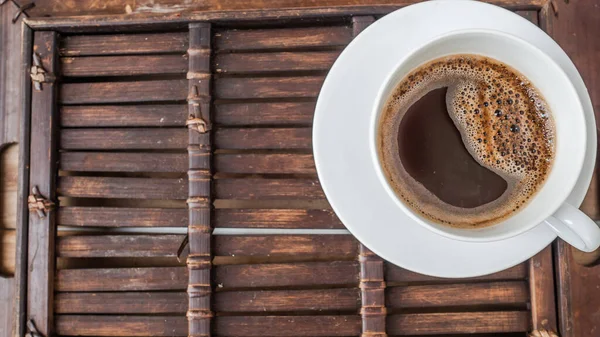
xmin=378 ymin=55 xmax=555 ymax=228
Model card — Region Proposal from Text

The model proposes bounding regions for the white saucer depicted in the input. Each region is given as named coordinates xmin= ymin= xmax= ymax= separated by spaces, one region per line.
xmin=313 ymin=0 xmax=596 ymax=278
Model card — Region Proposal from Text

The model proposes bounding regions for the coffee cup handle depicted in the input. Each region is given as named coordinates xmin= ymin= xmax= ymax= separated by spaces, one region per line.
xmin=544 ymin=203 xmax=600 ymax=252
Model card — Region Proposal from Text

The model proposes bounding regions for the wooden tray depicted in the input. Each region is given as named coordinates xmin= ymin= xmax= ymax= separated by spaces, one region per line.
xmin=17 ymin=4 xmax=560 ymax=337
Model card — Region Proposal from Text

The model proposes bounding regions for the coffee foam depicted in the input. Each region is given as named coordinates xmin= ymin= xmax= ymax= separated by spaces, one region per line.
xmin=378 ymin=55 xmax=555 ymax=228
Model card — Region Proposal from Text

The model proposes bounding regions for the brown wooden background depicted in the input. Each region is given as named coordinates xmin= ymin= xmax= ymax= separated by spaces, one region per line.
xmin=0 ymin=1 xmax=599 ymax=337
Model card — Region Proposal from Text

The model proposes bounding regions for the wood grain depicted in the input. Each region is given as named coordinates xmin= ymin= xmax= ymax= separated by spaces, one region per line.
xmin=61 ymin=54 xmax=188 ymax=77
xmin=60 ymin=80 xmax=187 ymax=104
xmin=56 ymin=289 xmax=359 ymax=314
xmin=215 ymin=128 xmax=312 ymax=149
xmin=57 ymin=176 xmax=187 ymax=200
xmin=387 ymin=311 xmax=530 ymax=335
xmin=60 ymin=152 xmax=187 ymax=172
xmin=0 ymin=3 xmax=22 ymax=146
xmin=214 ymin=102 xmax=315 ymax=126
xmin=386 ymin=261 xmax=528 ymax=283
xmin=27 ymin=31 xmax=58 ymax=337
xmin=0 ymin=277 xmax=14 ymax=337
xmin=214 ymin=315 xmax=361 ymax=337
xmin=56 ymin=262 xmax=359 ymax=292
xmin=57 ymin=234 xmax=183 ymax=258
xmin=60 ymin=33 xmax=188 ymax=56
xmin=55 ymin=315 xmax=187 ymax=336
xmin=214 ymin=261 xmax=359 ymax=288
xmin=0 ymin=144 xmax=17 ymax=230
xmin=62 ymin=128 xmax=313 ymax=150
xmin=215 ymin=153 xmax=315 ymax=174
xmin=387 ymin=281 xmax=529 ymax=308
xmin=215 ymin=51 xmax=340 ymax=74
xmin=516 ymin=10 xmax=539 ymax=25
xmin=214 ymin=288 xmax=360 ymax=312
xmin=56 ymin=314 xmax=362 ymax=337
xmin=60 ymin=129 xmax=186 ymax=150
xmin=214 ymin=235 xmax=358 ymax=257
xmin=214 ymin=26 xmax=352 ymax=51
xmin=57 ymin=207 xmax=187 ymax=227
xmin=529 ymin=245 xmax=557 ymax=332
xmin=56 ymin=267 xmax=187 ymax=292
xmin=55 ymin=292 xmax=187 ymax=314
xmin=21 ymin=0 xmax=546 ymax=18
xmin=214 ymin=209 xmax=343 ymax=229
xmin=214 ymin=178 xmax=324 ymax=199
xmin=546 ymin=2 xmax=600 ymax=336
xmin=60 ymin=105 xmax=187 ymax=127
xmin=214 ymin=76 xmax=324 ymax=99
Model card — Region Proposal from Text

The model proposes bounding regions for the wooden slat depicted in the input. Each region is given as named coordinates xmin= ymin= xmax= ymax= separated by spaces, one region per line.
xmin=60 ymin=128 xmax=312 ymax=150
xmin=215 ymin=76 xmax=323 ymax=99
xmin=60 ymin=152 xmax=187 ymax=172
xmin=385 ymin=262 xmax=528 ymax=283
xmin=215 ymin=128 xmax=312 ymax=149
xmin=214 ymin=209 xmax=343 ymax=229
xmin=214 ymin=288 xmax=360 ymax=312
xmin=58 ymin=235 xmax=356 ymax=258
xmin=214 ymin=261 xmax=359 ymax=288
xmin=60 ymin=105 xmax=187 ymax=127
xmin=60 ymin=129 xmax=186 ymax=150
xmin=55 ymin=262 xmax=358 ymax=292
xmin=387 ymin=311 xmax=530 ymax=335
xmin=214 ymin=315 xmax=361 ymax=337
xmin=61 ymin=54 xmax=188 ymax=77
xmin=60 ymin=33 xmax=188 ymax=56
xmin=60 ymin=80 xmax=187 ymax=104
xmin=56 ymin=267 xmax=187 ymax=292
xmin=56 ymin=235 xmax=183 ymax=258
xmin=27 ymin=30 xmax=58 ymax=337
xmin=214 ymin=178 xmax=324 ymax=199
xmin=214 ymin=26 xmax=352 ymax=51
xmin=214 ymin=102 xmax=315 ymax=126
xmin=56 ymin=315 xmax=362 ymax=337
xmin=55 ymin=315 xmax=187 ymax=337
xmin=57 ymin=207 xmax=187 ymax=227
xmin=215 ymin=153 xmax=315 ymax=174
xmin=215 ymin=51 xmax=340 ymax=74
xmin=529 ymin=246 xmax=558 ymax=331
xmin=55 ymin=292 xmax=187 ymax=314
xmin=214 ymin=235 xmax=357 ymax=257
xmin=387 ymin=281 xmax=529 ymax=308
xmin=57 ymin=176 xmax=187 ymax=200
xmin=24 ymin=2 xmax=547 ymax=21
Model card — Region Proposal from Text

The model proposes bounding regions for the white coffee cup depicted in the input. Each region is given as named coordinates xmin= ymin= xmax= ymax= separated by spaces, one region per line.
xmin=371 ymin=29 xmax=600 ymax=252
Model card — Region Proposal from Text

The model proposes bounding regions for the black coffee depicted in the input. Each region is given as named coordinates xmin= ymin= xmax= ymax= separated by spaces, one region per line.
xmin=377 ymin=55 xmax=555 ymax=228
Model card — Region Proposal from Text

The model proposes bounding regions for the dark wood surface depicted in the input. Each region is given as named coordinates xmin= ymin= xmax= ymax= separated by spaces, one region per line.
xmin=1 ymin=2 xmax=598 ymax=337
xmin=547 ymin=1 xmax=600 ymax=336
